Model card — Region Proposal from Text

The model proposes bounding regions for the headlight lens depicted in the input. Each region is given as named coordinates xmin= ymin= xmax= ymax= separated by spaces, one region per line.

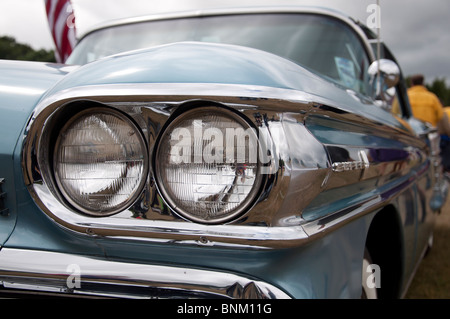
xmin=54 ymin=108 xmax=147 ymax=216
xmin=155 ymin=107 xmax=263 ymax=224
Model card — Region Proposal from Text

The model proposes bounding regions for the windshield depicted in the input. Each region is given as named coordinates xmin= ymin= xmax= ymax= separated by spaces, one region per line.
xmin=68 ymin=13 xmax=371 ymax=94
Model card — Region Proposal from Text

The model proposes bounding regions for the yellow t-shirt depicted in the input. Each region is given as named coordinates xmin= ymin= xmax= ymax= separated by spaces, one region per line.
xmin=408 ymin=85 xmax=444 ymax=126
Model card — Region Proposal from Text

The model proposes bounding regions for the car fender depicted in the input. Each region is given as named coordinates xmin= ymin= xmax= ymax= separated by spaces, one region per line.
xmin=0 ymin=60 xmax=73 ymax=245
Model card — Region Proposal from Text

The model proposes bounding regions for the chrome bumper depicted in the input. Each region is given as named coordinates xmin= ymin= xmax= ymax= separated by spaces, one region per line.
xmin=0 ymin=248 xmax=290 ymax=299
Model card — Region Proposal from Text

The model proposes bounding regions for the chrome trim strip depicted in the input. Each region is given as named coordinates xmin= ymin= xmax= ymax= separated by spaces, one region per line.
xmin=0 ymin=248 xmax=291 ymax=299
xmin=302 ymin=160 xmax=430 ymax=236
xmin=32 ymin=181 xmax=310 ymax=249
xmin=303 ymin=196 xmax=381 ymax=236
xmin=332 ymin=150 xmax=370 ymax=172
xmin=34 ymin=83 xmax=315 ymax=116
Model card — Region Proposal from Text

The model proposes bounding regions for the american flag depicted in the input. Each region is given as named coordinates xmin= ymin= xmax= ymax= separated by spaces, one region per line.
xmin=44 ymin=0 xmax=76 ymax=63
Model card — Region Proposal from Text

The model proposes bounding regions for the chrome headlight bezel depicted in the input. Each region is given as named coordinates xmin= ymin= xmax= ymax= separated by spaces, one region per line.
xmin=21 ymin=84 xmax=322 ymax=249
xmin=153 ymin=105 xmax=265 ymax=224
xmin=46 ymin=105 xmax=148 ymax=217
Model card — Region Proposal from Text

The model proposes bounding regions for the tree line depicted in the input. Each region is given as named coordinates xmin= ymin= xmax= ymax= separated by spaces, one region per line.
xmin=426 ymin=78 xmax=450 ymax=107
xmin=0 ymin=36 xmax=55 ymax=62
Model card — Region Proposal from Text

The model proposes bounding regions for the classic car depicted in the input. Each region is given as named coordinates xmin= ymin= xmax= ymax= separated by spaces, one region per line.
xmin=0 ymin=6 xmax=446 ymax=299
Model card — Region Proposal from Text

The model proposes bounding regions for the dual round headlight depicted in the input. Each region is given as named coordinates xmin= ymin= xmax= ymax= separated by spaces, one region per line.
xmin=53 ymin=108 xmax=147 ymax=216
xmin=52 ymin=105 xmax=263 ymax=223
xmin=154 ymin=107 xmax=263 ymax=224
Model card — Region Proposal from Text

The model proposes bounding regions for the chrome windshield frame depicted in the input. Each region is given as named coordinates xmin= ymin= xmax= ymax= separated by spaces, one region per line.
xmin=72 ymin=6 xmax=376 ymax=64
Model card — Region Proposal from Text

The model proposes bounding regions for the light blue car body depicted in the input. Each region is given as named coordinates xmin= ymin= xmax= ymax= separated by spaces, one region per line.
xmin=0 ymin=7 xmax=444 ymax=299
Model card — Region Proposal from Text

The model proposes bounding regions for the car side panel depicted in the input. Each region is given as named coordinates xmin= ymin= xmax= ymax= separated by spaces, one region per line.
xmin=302 ymin=108 xmax=439 ymax=297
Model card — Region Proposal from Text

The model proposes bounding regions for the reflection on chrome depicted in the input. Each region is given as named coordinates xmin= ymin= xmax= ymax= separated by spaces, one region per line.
xmin=0 ymin=248 xmax=291 ymax=299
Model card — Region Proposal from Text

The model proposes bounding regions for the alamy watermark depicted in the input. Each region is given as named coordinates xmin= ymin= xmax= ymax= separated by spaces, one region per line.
xmin=366 ymin=263 xmax=381 ymax=289
xmin=66 ymin=263 xmax=81 ymax=289
xmin=168 ymin=120 xmax=276 ymax=174
xmin=366 ymin=3 xmax=381 ymax=29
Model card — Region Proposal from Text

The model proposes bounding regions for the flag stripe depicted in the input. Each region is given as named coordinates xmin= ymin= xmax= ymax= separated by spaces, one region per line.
xmin=45 ymin=0 xmax=76 ymax=63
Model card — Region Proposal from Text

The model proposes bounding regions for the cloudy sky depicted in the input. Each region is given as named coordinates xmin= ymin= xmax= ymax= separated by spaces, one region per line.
xmin=0 ymin=0 xmax=449 ymax=83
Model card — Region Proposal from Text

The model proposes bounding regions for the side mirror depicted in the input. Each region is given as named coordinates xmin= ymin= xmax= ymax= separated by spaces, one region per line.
xmin=368 ymin=59 xmax=400 ymax=104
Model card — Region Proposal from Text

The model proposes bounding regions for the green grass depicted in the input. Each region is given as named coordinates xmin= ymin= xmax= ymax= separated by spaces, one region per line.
xmin=405 ymin=200 xmax=450 ymax=299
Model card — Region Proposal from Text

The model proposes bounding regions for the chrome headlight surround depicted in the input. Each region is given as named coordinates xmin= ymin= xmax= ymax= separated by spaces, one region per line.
xmin=20 ymin=84 xmax=325 ymax=249
xmin=43 ymin=104 xmax=148 ymax=217
xmin=154 ymin=105 xmax=264 ymax=224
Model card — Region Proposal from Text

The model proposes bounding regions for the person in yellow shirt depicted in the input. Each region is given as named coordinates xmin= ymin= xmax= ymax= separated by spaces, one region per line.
xmin=408 ymin=74 xmax=446 ymax=128
xmin=408 ymin=75 xmax=450 ymax=172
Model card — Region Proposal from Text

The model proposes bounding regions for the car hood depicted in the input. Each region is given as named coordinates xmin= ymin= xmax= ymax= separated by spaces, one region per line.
xmin=42 ymin=42 xmax=399 ymax=128
xmin=47 ymin=42 xmax=355 ymax=100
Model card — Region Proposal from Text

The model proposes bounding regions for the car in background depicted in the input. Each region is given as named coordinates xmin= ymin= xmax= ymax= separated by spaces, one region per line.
xmin=0 ymin=6 xmax=446 ymax=299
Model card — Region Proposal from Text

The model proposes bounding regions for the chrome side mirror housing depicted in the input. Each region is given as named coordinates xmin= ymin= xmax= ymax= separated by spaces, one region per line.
xmin=368 ymin=59 xmax=400 ymax=107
